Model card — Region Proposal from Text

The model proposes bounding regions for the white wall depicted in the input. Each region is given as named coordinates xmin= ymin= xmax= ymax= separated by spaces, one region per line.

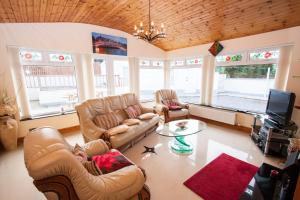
xmin=167 ymin=26 xmax=300 ymax=133
xmin=0 ymin=23 xmax=166 ymax=137
xmin=1 ymin=23 xmax=300 ymax=137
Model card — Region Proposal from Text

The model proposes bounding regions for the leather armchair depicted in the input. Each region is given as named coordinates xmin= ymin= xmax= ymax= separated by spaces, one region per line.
xmin=23 ymin=126 xmax=147 ymax=200
xmin=155 ymin=89 xmax=189 ymax=123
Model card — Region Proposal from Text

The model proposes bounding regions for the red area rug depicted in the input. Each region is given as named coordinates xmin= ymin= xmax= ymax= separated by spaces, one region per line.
xmin=184 ymin=153 xmax=258 ymax=200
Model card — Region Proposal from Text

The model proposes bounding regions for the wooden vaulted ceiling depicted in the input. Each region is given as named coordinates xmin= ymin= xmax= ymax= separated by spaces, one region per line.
xmin=0 ymin=0 xmax=300 ymax=51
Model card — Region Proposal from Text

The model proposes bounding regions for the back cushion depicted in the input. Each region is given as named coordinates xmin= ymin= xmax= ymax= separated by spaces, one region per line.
xmin=94 ymin=112 xmax=120 ymax=130
xmin=124 ymin=105 xmax=142 ymax=119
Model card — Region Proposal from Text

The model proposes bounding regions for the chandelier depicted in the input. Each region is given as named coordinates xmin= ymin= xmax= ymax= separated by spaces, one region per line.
xmin=133 ymin=0 xmax=166 ymax=43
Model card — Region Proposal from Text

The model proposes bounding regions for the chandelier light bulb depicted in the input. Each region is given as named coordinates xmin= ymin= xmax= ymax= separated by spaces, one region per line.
xmin=161 ymin=23 xmax=164 ymax=28
xmin=134 ymin=25 xmax=137 ymax=31
xmin=151 ymin=21 xmax=154 ymax=26
xmin=140 ymin=22 xmax=143 ymax=27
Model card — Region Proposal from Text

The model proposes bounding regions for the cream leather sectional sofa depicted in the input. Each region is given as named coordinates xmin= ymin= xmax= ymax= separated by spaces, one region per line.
xmin=76 ymin=93 xmax=160 ymax=150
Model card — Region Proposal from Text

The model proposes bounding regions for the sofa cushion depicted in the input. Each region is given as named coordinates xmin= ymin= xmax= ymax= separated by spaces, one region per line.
xmin=109 ymin=127 xmax=137 ymax=149
xmin=124 ymin=105 xmax=142 ymax=119
xmin=93 ymin=112 xmax=120 ymax=130
xmin=91 ymin=150 xmax=133 ymax=174
xmin=168 ymin=108 xmax=189 ymax=118
xmin=82 ymin=160 xmax=102 ymax=176
xmin=134 ymin=114 xmax=160 ymax=135
xmin=138 ymin=113 xmax=156 ymax=120
xmin=72 ymin=144 xmax=88 ymax=163
xmin=123 ymin=118 xmax=141 ymax=126
xmin=107 ymin=125 xmax=129 ymax=136
xmin=110 ymin=114 xmax=159 ymax=149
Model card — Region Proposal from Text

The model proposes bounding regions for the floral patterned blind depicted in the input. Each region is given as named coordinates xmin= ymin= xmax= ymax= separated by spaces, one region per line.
xmin=170 ymin=60 xmax=185 ymax=66
xmin=186 ymin=58 xmax=203 ymax=65
xmin=152 ymin=61 xmax=164 ymax=67
xmin=216 ymin=54 xmax=243 ymax=63
xmin=249 ymin=50 xmax=280 ymax=60
xmin=139 ymin=59 xmax=150 ymax=66
xmin=49 ymin=53 xmax=73 ymax=63
xmin=19 ymin=50 xmax=42 ymax=62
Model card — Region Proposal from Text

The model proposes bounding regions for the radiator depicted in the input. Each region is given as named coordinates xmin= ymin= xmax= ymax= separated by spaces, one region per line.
xmin=189 ymin=105 xmax=236 ymax=125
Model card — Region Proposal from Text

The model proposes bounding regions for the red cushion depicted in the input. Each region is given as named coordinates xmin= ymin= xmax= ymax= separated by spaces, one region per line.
xmin=162 ymin=100 xmax=182 ymax=110
xmin=169 ymin=105 xmax=182 ymax=110
xmin=92 ymin=151 xmax=133 ymax=174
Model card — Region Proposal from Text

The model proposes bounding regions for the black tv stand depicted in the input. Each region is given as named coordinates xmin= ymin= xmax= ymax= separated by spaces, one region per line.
xmin=251 ymin=114 xmax=298 ymax=157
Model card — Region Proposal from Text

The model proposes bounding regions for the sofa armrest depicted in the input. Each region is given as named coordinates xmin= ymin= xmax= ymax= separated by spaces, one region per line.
xmin=140 ymin=106 xmax=155 ymax=114
xmin=177 ymin=102 xmax=189 ymax=109
xmin=80 ymin=119 xmax=107 ymax=142
xmin=154 ymin=104 xmax=169 ymax=115
xmin=83 ymin=139 xmax=109 ymax=157
xmin=96 ymin=165 xmax=146 ymax=199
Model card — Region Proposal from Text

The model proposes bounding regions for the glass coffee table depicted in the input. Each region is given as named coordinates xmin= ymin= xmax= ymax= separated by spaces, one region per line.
xmin=156 ymin=119 xmax=206 ymax=154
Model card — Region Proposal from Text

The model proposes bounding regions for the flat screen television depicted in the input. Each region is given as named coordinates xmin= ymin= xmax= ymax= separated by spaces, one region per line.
xmin=266 ymin=89 xmax=296 ymax=126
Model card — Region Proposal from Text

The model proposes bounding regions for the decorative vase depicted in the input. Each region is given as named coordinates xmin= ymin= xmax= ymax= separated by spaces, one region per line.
xmin=0 ymin=116 xmax=18 ymax=150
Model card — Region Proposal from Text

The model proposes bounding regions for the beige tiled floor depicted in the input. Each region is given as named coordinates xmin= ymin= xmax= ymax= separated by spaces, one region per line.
xmin=0 ymin=123 xmax=284 ymax=200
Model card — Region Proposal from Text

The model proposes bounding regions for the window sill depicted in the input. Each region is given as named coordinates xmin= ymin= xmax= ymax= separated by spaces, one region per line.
xmin=188 ymin=103 xmax=262 ymax=115
xmin=20 ymin=111 xmax=76 ymax=121
xmin=140 ymin=100 xmax=155 ymax=103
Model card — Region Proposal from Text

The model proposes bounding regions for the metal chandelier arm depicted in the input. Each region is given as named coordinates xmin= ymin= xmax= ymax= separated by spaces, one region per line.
xmin=133 ymin=0 xmax=166 ymax=43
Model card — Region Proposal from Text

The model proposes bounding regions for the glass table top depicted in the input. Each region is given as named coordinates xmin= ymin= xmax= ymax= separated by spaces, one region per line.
xmin=156 ymin=119 xmax=207 ymax=137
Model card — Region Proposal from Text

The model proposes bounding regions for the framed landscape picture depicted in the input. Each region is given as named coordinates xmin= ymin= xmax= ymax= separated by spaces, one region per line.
xmin=92 ymin=32 xmax=127 ymax=56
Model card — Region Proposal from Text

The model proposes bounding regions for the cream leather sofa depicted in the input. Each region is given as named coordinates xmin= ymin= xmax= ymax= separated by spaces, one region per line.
xmin=24 ymin=127 xmax=147 ymax=200
xmin=155 ymin=89 xmax=189 ymax=123
xmin=76 ymin=93 xmax=160 ymax=150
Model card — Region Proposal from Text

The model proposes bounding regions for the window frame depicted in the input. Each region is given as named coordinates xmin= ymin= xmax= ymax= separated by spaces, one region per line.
xmin=92 ymin=57 xmax=109 ymax=98
xmin=112 ymin=57 xmax=130 ymax=95
xmin=212 ymin=48 xmax=280 ymax=113
xmin=18 ymin=48 xmax=79 ymax=118
xmin=139 ymin=58 xmax=165 ymax=102
xmin=169 ymin=57 xmax=203 ymax=104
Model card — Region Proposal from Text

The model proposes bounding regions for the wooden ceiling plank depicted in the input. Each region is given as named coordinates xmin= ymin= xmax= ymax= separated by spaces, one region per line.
xmin=1 ymin=0 xmax=15 ymax=22
xmin=8 ymin=0 xmax=22 ymax=22
xmin=39 ymin=0 xmax=47 ymax=22
xmin=25 ymin=0 xmax=34 ymax=22
xmin=0 ymin=2 xmax=9 ymax=22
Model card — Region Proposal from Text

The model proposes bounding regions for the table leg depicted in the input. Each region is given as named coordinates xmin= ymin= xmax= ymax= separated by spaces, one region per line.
xmin=170 ymin=135 xmax=193 ymax=154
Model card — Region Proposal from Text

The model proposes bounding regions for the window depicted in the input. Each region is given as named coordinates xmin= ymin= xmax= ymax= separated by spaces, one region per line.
xmin=212 ymin=64 xmax=277 ymax=113
xmin=93 ymin=59 xmax=108 ymax=97
xmin=19 ymin=50 xmax=78 ymax=117
xmin=22 ymin=65 xmax=78 ymax=116
xmin=170 ymin=59 xmax=202 ymax=104
xmin=113 ymin=60 xmax=129 ymax=95
xmin=212 ymin=49 xmax=280 ymax=113
xmin=139 ymin=60 xmax=164 ymax=101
